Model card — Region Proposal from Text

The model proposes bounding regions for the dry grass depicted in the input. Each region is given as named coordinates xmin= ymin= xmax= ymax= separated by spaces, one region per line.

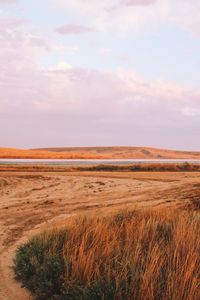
xmin=1 ymin=162 xmax=200 ymax=173
xmin=1 ymin=146 xmax=200 ymax=159
xmin=76 ymin=162 xmax=200 ymax=172
xmin=14 ymin=208 xmax=200 ymax=300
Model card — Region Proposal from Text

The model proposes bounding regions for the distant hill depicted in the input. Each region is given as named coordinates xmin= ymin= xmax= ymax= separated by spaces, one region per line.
xmin=0 ymin=147 xmax=200 ymax=159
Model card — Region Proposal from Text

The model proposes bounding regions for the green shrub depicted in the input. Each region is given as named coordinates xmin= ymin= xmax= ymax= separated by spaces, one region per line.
xmin=14 ymin=231 xmax=67 ymax=300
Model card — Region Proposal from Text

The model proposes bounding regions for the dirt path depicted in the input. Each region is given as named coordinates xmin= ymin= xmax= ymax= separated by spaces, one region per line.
xmin=0 ymin=171 xmax=200 ymax=300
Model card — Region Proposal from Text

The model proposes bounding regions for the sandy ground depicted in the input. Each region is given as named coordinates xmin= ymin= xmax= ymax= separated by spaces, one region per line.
xmin=0 ymin=171 xmax=200 ymax=300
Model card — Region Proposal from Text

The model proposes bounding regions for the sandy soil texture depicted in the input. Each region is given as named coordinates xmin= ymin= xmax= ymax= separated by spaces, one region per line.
xmin=0 ymin=171 xmax=200 ymax=299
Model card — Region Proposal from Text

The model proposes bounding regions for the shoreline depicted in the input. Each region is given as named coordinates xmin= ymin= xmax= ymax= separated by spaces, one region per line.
xmin=1 ymin=161 xmax=200 ymax=172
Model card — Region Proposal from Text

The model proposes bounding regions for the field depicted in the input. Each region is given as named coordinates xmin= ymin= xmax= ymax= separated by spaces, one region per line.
xmin=1 ymin=146 xmax=200 ymax=159
xmin=0 ymin=169 xmax=200 ymax=299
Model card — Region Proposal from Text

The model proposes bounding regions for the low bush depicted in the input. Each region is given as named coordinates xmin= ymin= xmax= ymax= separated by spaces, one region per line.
xmin=14 ymin=230 xmax=67 ymax=299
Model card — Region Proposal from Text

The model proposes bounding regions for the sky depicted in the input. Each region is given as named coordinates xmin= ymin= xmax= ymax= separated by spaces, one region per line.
xmin=0 ymin=0 xmax=200 ymax=150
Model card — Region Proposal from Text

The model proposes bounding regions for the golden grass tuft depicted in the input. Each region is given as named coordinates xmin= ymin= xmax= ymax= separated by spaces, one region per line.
xmin=14 ymin=209 xmax=200 ymax=300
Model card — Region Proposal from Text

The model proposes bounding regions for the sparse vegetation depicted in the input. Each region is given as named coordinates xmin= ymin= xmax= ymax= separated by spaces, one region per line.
xmin=14 ymin=209 xmax=200 ymax=300
xmin=1 ymin=162 xmax=200 ymax=173
xmin=1 ymin=146 xmax=200 ymax=159
xmin=77 ymin=162 xmax=200 ymax=172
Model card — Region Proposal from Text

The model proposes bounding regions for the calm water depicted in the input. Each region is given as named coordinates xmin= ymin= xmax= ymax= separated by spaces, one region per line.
xmin=0 ymin=159 xmax=200 ymax=165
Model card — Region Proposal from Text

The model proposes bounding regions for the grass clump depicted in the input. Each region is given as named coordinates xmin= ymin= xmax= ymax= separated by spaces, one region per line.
xmin=14 ymin=209 xmax=200 ymax=300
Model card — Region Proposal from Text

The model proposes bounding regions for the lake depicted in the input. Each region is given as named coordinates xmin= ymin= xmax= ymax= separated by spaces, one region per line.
xmin=0 ymin=159 xmax=200 ymax=165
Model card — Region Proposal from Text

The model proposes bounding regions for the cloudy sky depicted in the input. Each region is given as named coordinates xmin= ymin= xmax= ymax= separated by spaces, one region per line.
xmin=0 ymin=0 xmax=200 ymax=150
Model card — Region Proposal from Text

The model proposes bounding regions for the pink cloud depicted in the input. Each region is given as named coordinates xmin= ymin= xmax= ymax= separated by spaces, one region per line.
xmin=1 ymin=61 xmax=200 ymax=149
xmin=1 ymin=16 xmax=200 ymax=149
xmin=121 ymin=0 xmax=156 ymax=5
xmin=49 ymin=1 xmax=200 ymax=37
xmin=56 ymin=24 xmax=95 ymax=35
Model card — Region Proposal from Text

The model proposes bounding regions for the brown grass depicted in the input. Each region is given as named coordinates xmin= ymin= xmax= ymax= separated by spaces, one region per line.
xmin=76 ymin=162 xmax=200 ymax=172
xmin=1 ymin=146 xmax=200 ymax=159
xmin=14 ymin=208 xmax=200 ymax=300
xmin=1 ymin=162 xmax=200 ymax=173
